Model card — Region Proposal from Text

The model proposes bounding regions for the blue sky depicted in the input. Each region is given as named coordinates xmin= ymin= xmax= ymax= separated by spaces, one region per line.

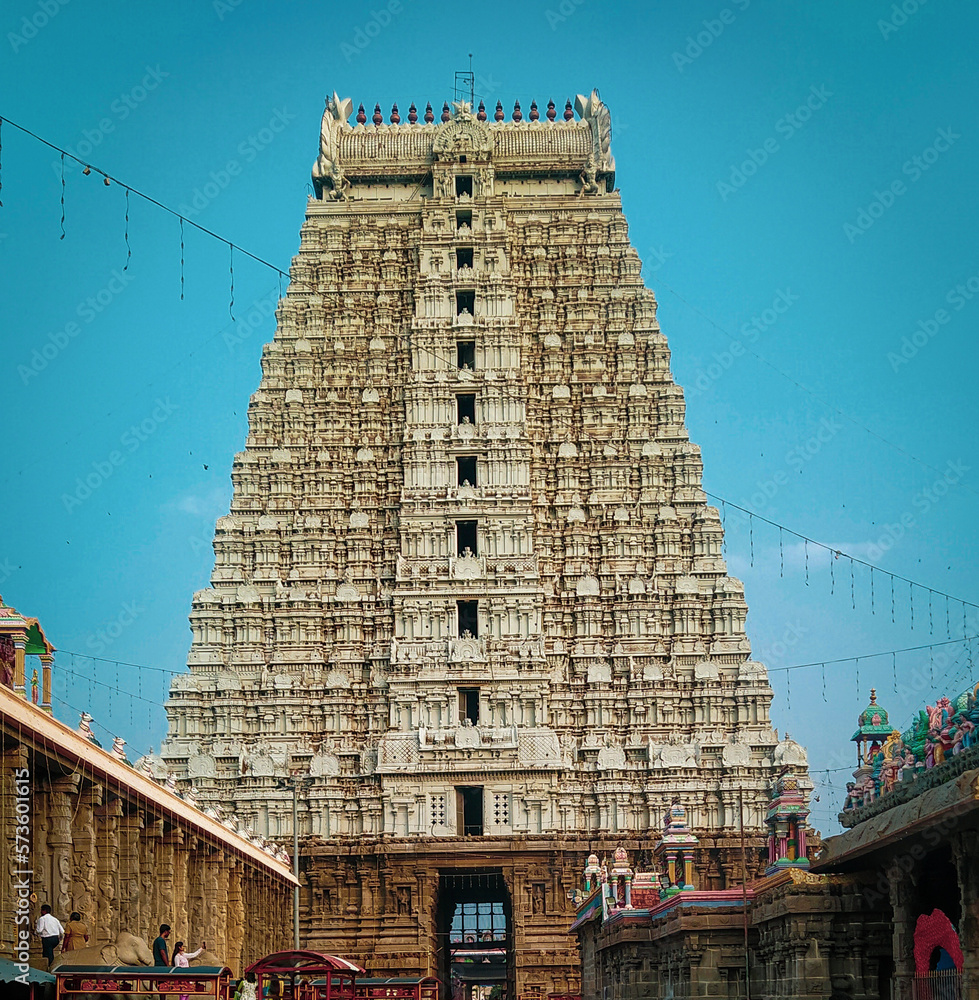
xmin=1 ymin=0 xmax=976 ymax=832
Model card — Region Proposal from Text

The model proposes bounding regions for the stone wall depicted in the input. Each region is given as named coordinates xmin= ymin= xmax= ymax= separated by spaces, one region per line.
xmin=0 ymin=689 xmax=293 ymax=974
xmin=575 ymin=871 xmax=891 ymax=1000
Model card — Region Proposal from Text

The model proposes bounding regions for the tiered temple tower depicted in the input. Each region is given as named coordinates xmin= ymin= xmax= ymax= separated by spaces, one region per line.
xmin=162 ymin=91 xmax=810 ymax=995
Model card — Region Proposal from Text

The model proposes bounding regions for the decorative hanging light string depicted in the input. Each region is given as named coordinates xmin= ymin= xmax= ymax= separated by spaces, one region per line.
xmin=0 ymin=114 xmax=289 ymax=284
xmin=767 ymin=634 xmax=979 ymax=675
xmin=703 ymin=490 xmax=979 ymax=616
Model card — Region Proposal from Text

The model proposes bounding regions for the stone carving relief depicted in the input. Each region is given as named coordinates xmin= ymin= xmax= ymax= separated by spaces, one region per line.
xmin=310 ymin=751 xmax=340 ymax=777
xmin=312 ymin=92 xmax=353 ymax=200
xmin=721 ymin=742 xmax=752 ymax=767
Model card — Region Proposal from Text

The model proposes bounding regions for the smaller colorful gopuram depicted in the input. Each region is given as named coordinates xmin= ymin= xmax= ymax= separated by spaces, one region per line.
xmin=0 ymin=595 xmax=55 ymax=710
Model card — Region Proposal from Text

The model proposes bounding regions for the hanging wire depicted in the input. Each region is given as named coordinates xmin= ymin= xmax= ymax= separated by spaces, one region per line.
xmin=909 ymin=581 xmax=915 ymax=630
xmin=892 ymin=650 xmax=897 ymax=690
xmin=850 ymin=558 xmax=855 ymax=610
xmin=123 ymin=187 xmax=131 ymax=270
xmin=804 ymin=539 xmax=809 ymax=586
xmin=749 ymin=513 xmax=754 ymax=567
xmin=179 ymin=217 xmax=185 ymax=299
xmin=59 ymin=152 xmax=65 ymax=238
xmin=821 ymin=663 xmax=827 ymax=702
xmin=946 ymin=595 xmax=951 ymax=638
xmin=871 ymin=566 xmax=875 ymax=615
xmin=855 ymin=656 xmax=861 ymax=697
xmin=702 ymin=490 xmax=979 ymax=614
xmin=0 ymin=115 xmax=290 ymax=282
xmin=786 ymin=669 xmax=791 ymax=710
xmin=0 ymin=116 xmax=4 ymax=206
xmin=229 ymin=243 xmax=235 ymax=320
xmin=891 ymin=577 xmax=896 ymax=624
xmin=829 ymin=549 xmax=834 ymax=595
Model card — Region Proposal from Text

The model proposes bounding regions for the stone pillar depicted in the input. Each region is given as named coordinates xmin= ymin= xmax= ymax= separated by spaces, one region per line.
xmin=227 ymin=858 xmax=244 ymax=974
xmin=71 ymin=782 xmax=101 ymax=940
xmin=13 ymin=638 xmax=26 ymax=696
xmin=39 ymin=653 xmax=53 ymax=712
xmin=118 ymin=807 xmax=143 ymax=932
xmin=887 ymin=866 xmax=917 ymax=1000
xmin=48 ymin=776 xmax=78 ymax=919
xmin=159 ymin=830 xmax=181 ymax=931
xmin=141 ymin=817 xmax=163 ymax=942
xmin=951 ymin=831 xmax=979 ymax=996
xmin=0 ymin=743 xmax=30 ymax=957
xmin=203 ymin=847 xmax=222 ymax=949
xmin=95 ymin=796 xmax=123 ymax=941
xmin=682 ymin=850 xmax=695 ymax=890
xmin=173 ymin=833 xmax=193 ymax=934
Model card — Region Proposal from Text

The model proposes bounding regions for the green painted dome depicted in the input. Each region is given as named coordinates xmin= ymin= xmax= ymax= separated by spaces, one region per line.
xmin=851 ymin=689 xmax=894 ymax=741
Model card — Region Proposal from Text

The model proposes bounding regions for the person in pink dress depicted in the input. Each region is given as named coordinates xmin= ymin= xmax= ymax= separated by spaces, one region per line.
xmin=172 ymin=939 xmax=206 ymax=1000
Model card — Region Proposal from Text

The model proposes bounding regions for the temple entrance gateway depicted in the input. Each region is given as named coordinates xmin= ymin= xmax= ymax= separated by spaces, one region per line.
xmin=435 ymin=870 xmax=511 ymax=1000
xmin=164 ymin=90 xmax=807 ymax=995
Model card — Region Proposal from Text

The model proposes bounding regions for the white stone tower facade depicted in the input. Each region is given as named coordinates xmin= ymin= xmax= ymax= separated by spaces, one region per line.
xmin=161 ymin=90 xmax=808 ymax=987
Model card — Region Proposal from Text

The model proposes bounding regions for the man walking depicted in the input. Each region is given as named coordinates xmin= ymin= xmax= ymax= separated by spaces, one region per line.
xmin=152 ymin=923 xmax=171 ymax=966
xmin=35 ymin=904 xmax=64 ymax=969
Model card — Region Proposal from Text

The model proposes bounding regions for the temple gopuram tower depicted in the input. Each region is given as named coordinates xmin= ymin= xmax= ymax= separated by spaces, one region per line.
xmin=162 ymin=90 xmax=810 ymax=995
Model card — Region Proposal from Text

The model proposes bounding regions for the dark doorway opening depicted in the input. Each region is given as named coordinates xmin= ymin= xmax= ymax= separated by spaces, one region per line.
xmin=456 ymin=247 xmax=474 ymax=270
xmin=458 ymin=687 xmax=479 ymax=725
xmin=457 ymin=600 xmax=478 ymax=637
xmin=457 ymin=339 xmax=476 ymax=369
xmin=456 ymin=520 xmax=477 ymax=556
xmin=455 ymin=175 xmax=473 ymax=197
xmin=457 ymin=456 xmax=477 ymax=486
xmin=456 ymin=210 xmax=472 ymax=230
xmin=434 ymin=870 xmax=511 ymax=1000
xmin=456 ymin=290 xmax=475 ymax=316
xmin=457 ymin=394 xmax=476 ymax=423
xmin=456 ymin=787 xmax=484 ymax=836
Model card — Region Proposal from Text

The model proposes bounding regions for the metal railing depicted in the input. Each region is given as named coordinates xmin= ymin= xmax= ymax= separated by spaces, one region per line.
xmin=911 ymin=969 xmax=962 ymax=1000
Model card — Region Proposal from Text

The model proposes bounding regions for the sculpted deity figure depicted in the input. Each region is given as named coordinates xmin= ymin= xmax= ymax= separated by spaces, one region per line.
xmin=312 ymin=92 xmax=353 ymax=201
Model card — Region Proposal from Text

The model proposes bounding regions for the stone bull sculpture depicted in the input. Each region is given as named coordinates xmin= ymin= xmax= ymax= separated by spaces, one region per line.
xmin=50 ymin=930 xmax=155 ymax=969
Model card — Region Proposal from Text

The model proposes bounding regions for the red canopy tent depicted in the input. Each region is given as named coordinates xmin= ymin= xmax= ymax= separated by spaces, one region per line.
xmin=244 ymin=951 xmax=365 ymax=1000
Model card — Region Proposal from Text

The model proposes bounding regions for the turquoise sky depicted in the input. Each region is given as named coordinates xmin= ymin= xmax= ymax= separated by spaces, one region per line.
xmin=1 ymin=0 xmax=976 ymax=832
